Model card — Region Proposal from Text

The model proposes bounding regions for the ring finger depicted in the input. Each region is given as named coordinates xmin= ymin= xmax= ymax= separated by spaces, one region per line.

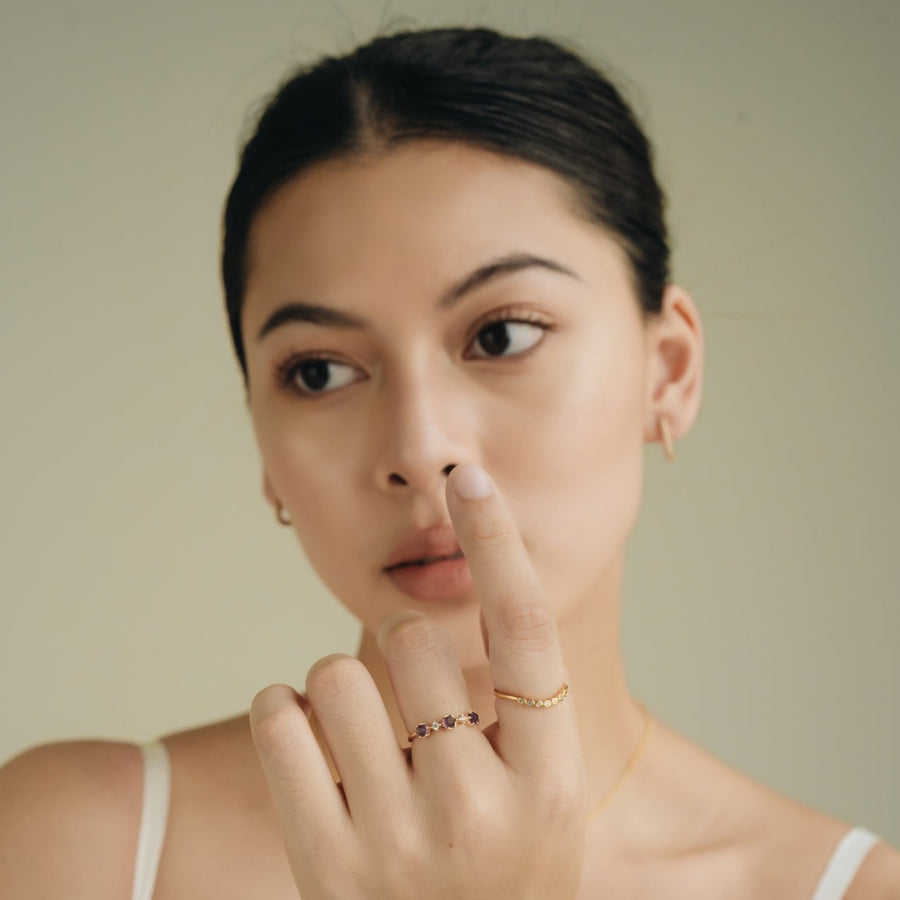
xmin=376 ymin=611 xmax=489 ymax=778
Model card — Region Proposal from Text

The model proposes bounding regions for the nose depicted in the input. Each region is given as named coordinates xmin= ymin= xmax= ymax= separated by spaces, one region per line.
xmin=371 ymin=372 xmax=470 ymax=495
xmin=387 ymin=461 xmax=457 ymax=488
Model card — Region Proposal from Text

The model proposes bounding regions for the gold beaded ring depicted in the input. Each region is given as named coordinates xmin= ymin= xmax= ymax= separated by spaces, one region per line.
xmin=408 ymin=711 xmax=480 ymax=742
xmin=493 ymin=683 xmax=568 ymax=708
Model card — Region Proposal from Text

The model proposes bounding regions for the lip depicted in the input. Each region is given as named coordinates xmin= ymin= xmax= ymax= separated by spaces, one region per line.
xmin=383 ymin=524 xmax=464 ymax=571
xmin=385 ymin=554 xmax=474 ymax=602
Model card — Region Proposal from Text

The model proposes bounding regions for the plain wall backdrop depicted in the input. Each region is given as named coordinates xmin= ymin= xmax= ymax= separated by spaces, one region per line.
xmin=1 ymin=0 xmax=897 ymax=844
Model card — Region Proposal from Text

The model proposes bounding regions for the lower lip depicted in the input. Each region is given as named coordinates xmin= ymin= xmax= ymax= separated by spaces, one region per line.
xmin=385 ymin=555 xmax=475 ymax=602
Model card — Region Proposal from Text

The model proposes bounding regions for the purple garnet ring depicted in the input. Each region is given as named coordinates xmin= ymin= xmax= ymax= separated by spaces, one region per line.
xmin=408 ymin=710 xmax=480 ymax=742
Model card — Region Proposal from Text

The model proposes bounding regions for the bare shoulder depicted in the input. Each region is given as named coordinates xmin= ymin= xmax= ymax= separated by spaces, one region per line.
xmin=706 ymin=748 xmax=898 ymax=900
xmin=147 ymin=713 xmax=298 ymax=899
xmin=155 ymin=711 xmax=269 ymax=807
xmin=0 ymin=738 xmax=144 ymax=899
xmin=742 ymin=790 xmax=881 ymax=899
xmin=0 ymin=715 xmax=293 ymax=900
xmin=844 ymin=838 xmax=900 ymax=899
xmin=616 ymin=718 xmax=892 ymax=899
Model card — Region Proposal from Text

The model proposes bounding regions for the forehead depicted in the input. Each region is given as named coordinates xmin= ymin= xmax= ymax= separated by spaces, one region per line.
xmin=242 ymin=140 xmax=628 ymax=328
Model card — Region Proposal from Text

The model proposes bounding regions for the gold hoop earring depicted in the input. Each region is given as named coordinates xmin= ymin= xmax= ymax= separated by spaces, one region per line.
xmin=659 ymin=416 xmax=676 ymax=462
xmin=276 ymin=501 xmax=292 ymax=526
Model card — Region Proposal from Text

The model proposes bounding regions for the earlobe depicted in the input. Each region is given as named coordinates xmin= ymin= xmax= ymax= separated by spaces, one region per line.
xmin=262 ymin=472 xmax=292 ymax=525
xmin=262 ymin=471 xmax=278 ymax=508
xmin=643 ymin=284 xmax=704 ymax=448
xmin=658 ymin=416 xmax=676 ymax=461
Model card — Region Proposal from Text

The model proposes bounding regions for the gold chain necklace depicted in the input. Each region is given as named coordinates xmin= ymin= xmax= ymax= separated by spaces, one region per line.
xmin=586 ymin=700 xmax=655 ymax=822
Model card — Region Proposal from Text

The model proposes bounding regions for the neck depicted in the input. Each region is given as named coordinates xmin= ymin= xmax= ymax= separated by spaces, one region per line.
xmin=355 ymin=553 xmax=651 ymax=821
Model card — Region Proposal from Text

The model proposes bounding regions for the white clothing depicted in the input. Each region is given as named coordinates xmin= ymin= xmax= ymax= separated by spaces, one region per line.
xmin=132 ymin=741 xmax=170 ymax=900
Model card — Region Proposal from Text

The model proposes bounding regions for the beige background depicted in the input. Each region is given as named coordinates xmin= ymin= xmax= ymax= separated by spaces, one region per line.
xmin=1 ymin=0 xmax=897 ymax=844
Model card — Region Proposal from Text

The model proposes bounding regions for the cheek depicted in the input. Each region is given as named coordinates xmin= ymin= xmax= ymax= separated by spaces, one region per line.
xmin=533 ymin=431 xmax=644 ymax=602
xmin=269 ymin=455 xmax=381 ymax=622
xmin=253 ymin=407 xmax=365 ymax=566
xmin=495 ymin=338 xmax=646 ymax=602
xmin=253 ymin=396 xmax=354 ymax=499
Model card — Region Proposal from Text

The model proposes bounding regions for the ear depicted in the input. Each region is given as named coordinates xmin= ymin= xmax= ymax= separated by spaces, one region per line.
xmin=642 ymin=284 xmax=704 ymax=445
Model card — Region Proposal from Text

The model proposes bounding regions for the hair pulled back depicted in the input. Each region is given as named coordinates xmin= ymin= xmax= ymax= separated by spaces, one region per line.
xmin=222 ymin=26 xmax=670 ymax=381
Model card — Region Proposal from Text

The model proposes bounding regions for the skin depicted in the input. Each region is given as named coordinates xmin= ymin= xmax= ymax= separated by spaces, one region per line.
xmin=2 ymin=137 xmax=900 ymax=898
xmin=251 ymin=466 xmax=587 ymax=897
xmin=242 ymin=136 xmax=699 ymax=817
xmin=237 ymin=139 xmax=896 ymax=896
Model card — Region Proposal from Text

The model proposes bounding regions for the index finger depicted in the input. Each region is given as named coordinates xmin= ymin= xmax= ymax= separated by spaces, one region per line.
xmin=445 ymin=463 xmax=577 ymax=767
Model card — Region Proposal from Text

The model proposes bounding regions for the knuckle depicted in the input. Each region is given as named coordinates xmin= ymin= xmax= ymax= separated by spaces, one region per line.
xmin=313 ymin=826 xmax=358 ymax=880
xmin=380 ymin=613 xmax=449 ymax=660
xmin=456 ymin=785 xmax=501 ymax=834
xmin=374 ymin=824 xmax=421 ymax=883
xmin=305 ymin=654 xmax=367 ymax=703
xmin=436 ymin=790 xmax=498 ymax=853
xmin=531 ymin=768 xmax=586 ymax=824
xmin=302 ymin=828 xmax=359 ymax=896
xmin=496 ymin=601 xmax=557 ymax=652
xmin=249 ymin=687 xmax=304 ymax=759
xmin=470 ymin=518 xmax=518 ymax=554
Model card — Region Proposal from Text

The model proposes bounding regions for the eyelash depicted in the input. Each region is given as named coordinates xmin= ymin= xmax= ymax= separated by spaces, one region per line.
xmin=272 ymin=308 xmax=555 ymax=399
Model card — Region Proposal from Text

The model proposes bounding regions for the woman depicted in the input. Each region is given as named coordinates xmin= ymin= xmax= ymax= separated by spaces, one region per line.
xmin=1 ymin=25 xmax=897 ymax=899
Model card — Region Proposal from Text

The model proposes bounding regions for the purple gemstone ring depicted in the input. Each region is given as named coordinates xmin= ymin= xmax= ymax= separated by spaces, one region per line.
xmin=407 ymin=710 xmax=480 ymax=742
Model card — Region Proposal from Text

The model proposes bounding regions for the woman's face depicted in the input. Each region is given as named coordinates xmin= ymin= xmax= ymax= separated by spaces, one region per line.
xmin=242 ymin=140 xmax=655 ymax=666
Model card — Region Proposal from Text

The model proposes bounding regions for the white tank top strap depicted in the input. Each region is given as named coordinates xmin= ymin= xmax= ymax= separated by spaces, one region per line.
xmin=131 ymin=740 xmax=171 ymax=900
xmin=810 ymin=826 xmax=881 ymax=900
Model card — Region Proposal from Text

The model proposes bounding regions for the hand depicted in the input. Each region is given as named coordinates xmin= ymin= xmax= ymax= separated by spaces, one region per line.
xmin=249 ymin=463 xmax=587 ymax=899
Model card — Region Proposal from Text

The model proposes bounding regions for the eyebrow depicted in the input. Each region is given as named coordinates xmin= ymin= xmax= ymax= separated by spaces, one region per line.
xmin=255 ymin=252 xmax=580 ymax=342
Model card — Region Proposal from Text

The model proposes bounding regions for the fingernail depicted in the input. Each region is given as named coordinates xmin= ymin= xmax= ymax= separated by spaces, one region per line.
xmin=452 ymin=463 xmax=493 ymax=499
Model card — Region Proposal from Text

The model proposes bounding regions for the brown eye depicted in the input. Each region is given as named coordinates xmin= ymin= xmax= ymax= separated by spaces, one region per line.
xmin=278 ymin=357 xmax=359 ymax=397
xmin=468 ymin=319 xmax=548 ymax=359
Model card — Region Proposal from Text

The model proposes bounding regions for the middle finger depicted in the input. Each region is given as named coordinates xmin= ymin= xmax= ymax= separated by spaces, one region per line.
xmin=445 ymin=464 xmax=579 ymax=773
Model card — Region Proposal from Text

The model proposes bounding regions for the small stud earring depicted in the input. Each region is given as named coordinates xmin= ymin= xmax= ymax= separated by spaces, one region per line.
xmin=276 ymin=501 xmax=292 ymax=526
xmin=659 ymin=416 xmax=676 ymax=461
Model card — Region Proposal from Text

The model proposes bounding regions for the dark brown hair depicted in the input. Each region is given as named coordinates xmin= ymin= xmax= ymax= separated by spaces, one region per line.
xmin=222 ymin=26 xmax=670 ymax=382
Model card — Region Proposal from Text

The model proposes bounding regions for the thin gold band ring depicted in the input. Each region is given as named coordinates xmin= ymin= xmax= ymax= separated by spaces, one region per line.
xmin=493 ymin=683 xmax=569 ymax=708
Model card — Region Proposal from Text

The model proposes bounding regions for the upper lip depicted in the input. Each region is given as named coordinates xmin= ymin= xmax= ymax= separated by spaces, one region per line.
xmin=383 ymin=525 xmax=464 ymax=570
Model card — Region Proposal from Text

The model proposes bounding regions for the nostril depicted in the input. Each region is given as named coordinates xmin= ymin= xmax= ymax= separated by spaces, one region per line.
xmin=443 ymin=463 xmax=457 ymax=476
